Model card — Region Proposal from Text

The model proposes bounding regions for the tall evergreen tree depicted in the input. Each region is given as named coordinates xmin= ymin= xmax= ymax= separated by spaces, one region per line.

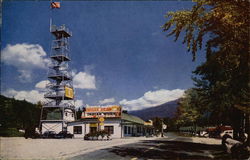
xmin=162 ymin=0 xmax=250 ymax=144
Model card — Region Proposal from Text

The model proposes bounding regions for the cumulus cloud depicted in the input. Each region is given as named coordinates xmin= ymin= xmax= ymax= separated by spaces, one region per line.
xmin=1 ymin=43 xmax=49 ymax=82
xmin=73 ymin=72 xmax=96 ymax=89
xmin=35 ymin=80 xmax=49 ymax=89
xmin=99 ymin=98 xmax=115 ymax=105
xmin=75 ymin=100 xmax=84 ymax=108
xmin=3 ymin=89 xmax=45 ymax=104
xmin=119 ymin=89 xmax=184 ymax=111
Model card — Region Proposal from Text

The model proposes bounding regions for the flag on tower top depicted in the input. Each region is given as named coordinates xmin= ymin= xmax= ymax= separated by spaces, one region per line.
xmin=51 ymin=2 xmax=60 ymax=9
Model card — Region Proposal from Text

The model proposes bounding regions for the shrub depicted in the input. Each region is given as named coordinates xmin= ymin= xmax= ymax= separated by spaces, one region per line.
xmin=0 ymin=128 xmax=24 ymax=137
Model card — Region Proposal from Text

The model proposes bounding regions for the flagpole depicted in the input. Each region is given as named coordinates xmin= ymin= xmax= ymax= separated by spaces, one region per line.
xmin=50 ymin=0 xmax=52 ymax=32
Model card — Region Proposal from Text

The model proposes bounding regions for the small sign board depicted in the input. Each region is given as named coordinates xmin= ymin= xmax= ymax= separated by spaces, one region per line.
xmin=90 ymin=123 xmax=98 ymax=127
xmin=99 ymin=117 xmax=105 ymax=122
xmin=65 ymin=86 xmax=74 ymax=99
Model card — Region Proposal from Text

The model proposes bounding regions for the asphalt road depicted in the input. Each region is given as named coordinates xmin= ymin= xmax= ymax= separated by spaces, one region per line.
xmin=70 ymin=137 xmax=231 ymax=160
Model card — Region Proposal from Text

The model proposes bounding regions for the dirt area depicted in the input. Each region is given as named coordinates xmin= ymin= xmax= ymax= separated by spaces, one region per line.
xmin=0 ymin=133 xmax=221 ymax=160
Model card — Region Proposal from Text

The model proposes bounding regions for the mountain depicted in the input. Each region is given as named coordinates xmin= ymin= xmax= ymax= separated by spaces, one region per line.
xmin=128 ymin=99 xmax=179 ymax=120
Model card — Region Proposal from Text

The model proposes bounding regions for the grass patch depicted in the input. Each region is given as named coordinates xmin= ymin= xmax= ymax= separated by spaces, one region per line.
xmin=0 ymin=128 xmax=24 ymax=137
xmin=175 ymin=132 xmax=195 ymax=137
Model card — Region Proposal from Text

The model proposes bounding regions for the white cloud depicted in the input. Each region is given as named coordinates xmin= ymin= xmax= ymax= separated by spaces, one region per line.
xmin=18 ymin=70 xmax=32 ymax=83
xmin=3 ymin=89 xmax=45 ymax=104
xmin=75 ymin=100 xmax=83 ymax=108
xmin=2 ymin=87 xmax=84 ymax=108
xmin=119 ymin=89 xmax=185 ymax=111
xmin=73 ymin=72 xmax=96 ymax=89
xmin=1 ymin=43 xmax=49 ymax=82
xmin=99 ymin=98 xmax=115 ymax=105
xmin=35 ymin=80 xmax=49 ymax=89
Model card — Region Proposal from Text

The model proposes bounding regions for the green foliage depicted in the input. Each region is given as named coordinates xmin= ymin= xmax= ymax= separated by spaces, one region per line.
xmin=76 ymin=107 xmax=83 ymax=120
xmin=162 ymin=0 xmax=249 ymax=61
xmin=152 ymin=117 xmax=162 ymax=133
xmin=162 ymin=0 xmax=250 ymax=142
xmin=0 ymin=95 xmax=41 ymax=137
xmin=163 ymin=117 xmax=177 ymax=131
xmin=0 ymin=128 xmax=24 ymax=137
xmin=174 ymin=89 xmax=201 ymax=126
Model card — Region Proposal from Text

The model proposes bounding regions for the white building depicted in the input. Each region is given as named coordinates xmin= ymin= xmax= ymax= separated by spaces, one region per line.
xmin=67 ymin=106 xmax=154 ymax=138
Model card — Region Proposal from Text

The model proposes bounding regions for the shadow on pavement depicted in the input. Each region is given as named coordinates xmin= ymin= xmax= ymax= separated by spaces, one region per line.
xmin=109 ymin=140 xmax=232 ymax=159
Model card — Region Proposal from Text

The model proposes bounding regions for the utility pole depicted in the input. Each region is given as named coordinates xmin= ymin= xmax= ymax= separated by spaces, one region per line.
xmin=161 ymin=119 xmax=164 ymax=137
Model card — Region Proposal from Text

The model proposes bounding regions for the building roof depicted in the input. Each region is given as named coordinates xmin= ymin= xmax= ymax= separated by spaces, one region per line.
xmin=121 ymin=113 xmax=145 ymax=125
xmin=69 ymin=113 xmax=145 ymax=125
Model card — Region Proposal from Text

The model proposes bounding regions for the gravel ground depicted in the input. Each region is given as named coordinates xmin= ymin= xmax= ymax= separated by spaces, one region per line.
xmin=0 ymin=133 xmax=221 ymax=160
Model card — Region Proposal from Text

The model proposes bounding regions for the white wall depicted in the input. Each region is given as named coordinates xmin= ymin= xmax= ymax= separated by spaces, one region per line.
xmin=41 ymin=122 xmax=63 ymax=134
xmin=68 ymin=119 xmax=122 ymax=139
xmin=102 ymin=120 xmax=122 ymax=139
xmin=68 ymin=122 xmax=86 ymax=138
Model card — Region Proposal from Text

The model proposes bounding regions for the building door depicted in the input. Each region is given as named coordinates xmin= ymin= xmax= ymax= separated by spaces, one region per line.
xmin=104 ymin=126 xmax=114 ymax=135
xmin=90 ymin=127 xmax=97 ymax=133
xmin=89 ymin=123 xmax=98 ymax=133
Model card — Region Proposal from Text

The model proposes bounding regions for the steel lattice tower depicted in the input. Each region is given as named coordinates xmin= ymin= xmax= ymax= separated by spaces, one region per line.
xmin=40 ymin=23 xmax=75 ymax=134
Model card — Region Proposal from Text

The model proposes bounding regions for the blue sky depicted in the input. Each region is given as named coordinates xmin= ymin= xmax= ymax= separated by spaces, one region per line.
xmin=1 ymin=1 xmax=205 ymax=111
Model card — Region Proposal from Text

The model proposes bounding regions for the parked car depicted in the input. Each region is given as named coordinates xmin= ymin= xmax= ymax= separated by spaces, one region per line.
xmin=55 ymin=131 xmax=74 ymax=138
xmin=220 ymin=130 xmax=233 ymax=138
xmin=42 ymin=131 xmax=56 ymax=138
xmin=200 ymin=131 xmax=209 ymax=137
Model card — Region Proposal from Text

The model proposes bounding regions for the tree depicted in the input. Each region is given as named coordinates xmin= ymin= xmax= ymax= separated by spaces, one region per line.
xmin=76 ymin=107 xmax=83 ymax=120
xmin=152 ymin=117 xmax=162 ymax=134
xmin=162 ymin=0 xmax=250 ymax=144
xmin=0 ymin=95 xmax=41 ymax=137
xmin=174 ymin=89 xmax=201 ymax=127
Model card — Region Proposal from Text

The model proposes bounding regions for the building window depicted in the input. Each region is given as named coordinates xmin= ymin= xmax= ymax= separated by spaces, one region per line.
xmin=104 ymin=126 xmax=114 ymax=135
xmin=137 ymin=126 xmax=141 ymax=133
xmin=74 ymin=126 xmax=82 ymax=134
xmin=124 ymin=126 xmax=127 ymax=134
xmin=128 ymin=126 xmax=131 ymax=134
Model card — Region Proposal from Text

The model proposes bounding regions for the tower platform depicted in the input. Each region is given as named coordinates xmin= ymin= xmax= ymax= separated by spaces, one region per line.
xmin=51 ymin=55 xmax=70 ymax=61
xmin=48 ymin=74 xmax=71 ymax=81
xmin=44 ymin=93 xmax=73 ymax=100
xmin=50 ymin=25 xmax=72 ymax=38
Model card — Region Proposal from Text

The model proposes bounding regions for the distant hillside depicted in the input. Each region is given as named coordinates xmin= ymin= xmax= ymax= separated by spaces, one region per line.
xmin=0 ymin=95 xmax=41 ymax=136
xmin=129 ymin=99 xmax=179 ymax=120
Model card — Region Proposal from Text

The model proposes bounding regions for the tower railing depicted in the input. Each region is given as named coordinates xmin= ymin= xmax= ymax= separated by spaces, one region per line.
xmin=50 ymin=24 xmax=72 ymax=37
xmin=46 ymin=82 xmax=73 ymax=89
xmin=52 ymin=40 xmax=69 ymax=50
xmin=48 ymin=69 xmax=72 ymax=80
xmin=43 ymin=101 xmax=75 ymax=109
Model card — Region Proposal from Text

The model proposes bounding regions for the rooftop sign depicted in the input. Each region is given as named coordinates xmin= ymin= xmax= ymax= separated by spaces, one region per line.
xmin=82 ymin=105 xmax=121 ymax=118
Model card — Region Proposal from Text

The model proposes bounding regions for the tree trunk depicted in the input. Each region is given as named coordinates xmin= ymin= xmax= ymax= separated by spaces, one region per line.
xmin=231 ymin=108 xmax=242 ymax=140
xmin=246 ymin=114 xmax=250 ymax=146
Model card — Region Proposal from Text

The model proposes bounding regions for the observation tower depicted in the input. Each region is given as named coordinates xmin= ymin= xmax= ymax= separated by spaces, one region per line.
xmin=40 ymin=2 xmax=75 ymax=134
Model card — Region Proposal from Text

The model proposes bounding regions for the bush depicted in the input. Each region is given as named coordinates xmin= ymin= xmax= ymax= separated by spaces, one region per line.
xmin=0 ymin=128 xmax=24 ymax=137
